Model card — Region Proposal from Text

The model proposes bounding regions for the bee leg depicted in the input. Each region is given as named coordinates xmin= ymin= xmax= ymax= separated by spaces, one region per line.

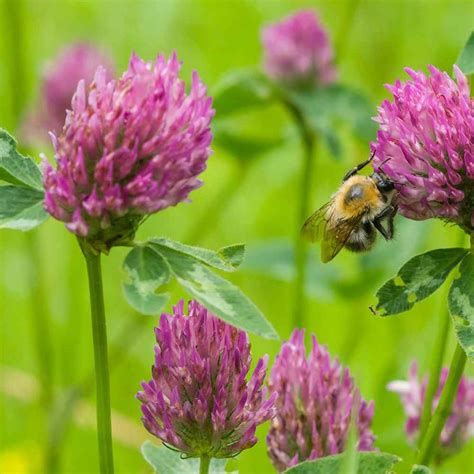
xmin=342 ymin=151 xmax=376 ymax=181
xmin=373 ymin=205 xmax=397 ymax=240
xmin=373 ymin=219 xmax=391 ymax=240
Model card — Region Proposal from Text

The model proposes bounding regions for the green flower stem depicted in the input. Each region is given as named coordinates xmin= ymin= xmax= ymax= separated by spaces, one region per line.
xmin=417 ymin=231 xmax=467 ymax=449
xmin=417 ymin=306 xmax=451 ymax=449
xmin=415 ymin=343 xmax=467 ymax=466
xmin=46 ymin=313 xmax=148 ymax=473
xmin=81 ymin=244 xmax=114 ymax=474
xmin=285 ymin=100 xmax=315 ymax=328
xmin=199 ymin=455 xmax=211 ymax=474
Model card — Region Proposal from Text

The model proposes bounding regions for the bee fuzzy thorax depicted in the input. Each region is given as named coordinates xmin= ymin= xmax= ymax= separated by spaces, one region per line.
xmin=302 ymin=155 xmax=398 ymax=263
xmin=333 ymin=175 xmax=385 ymax=220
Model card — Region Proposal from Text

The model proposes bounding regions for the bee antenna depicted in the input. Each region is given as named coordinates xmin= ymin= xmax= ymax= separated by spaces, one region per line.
xmin=377 ymin=157 xmax=391 ymax=170
xmin=342 ymin=150 xmax=377 ymax=181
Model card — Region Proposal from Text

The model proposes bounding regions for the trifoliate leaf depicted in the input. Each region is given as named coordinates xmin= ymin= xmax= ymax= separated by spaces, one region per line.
xmin=448 ymin=253 xmax=474 ymax=359
xmin=0 ymin=129 xmax=43 ymax=190
xmin=374 ymin=248 xmax=468 ymax=316
xmin=141 ymin=442 xmax=229 ymax=474
xmin=151 ymin=238 xmax=243 ymax=272
xmin=284 ymin=452 xmax=401 ymax=474
xmin=152 ymin=244 xmax=278 ymax=340
xmin=122 ymin=238 xmax=278 ymax=340
xmin=0 ymin=185 xmax=48 ymax=231
xmin=122 ymin=245 xmax=171 ymax=315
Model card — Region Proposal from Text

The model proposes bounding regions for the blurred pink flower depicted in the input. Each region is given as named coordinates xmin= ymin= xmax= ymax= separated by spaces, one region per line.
xmin=43 ymin=52 xmax=214 ymax=250
xmin=372 ymin=65 xmax=474 ymax=232
xmin=23 ymin=42 xmax=115 ymax=142
xmin=388 ymin=361 xmax=474 ymax=463
xmin=261 ymin=10 xmax=337 ymax=88
xmin=267 ymin=329 xmax=375 ymax=472
xmin=137 ymin=300 xmax=276 ymax=458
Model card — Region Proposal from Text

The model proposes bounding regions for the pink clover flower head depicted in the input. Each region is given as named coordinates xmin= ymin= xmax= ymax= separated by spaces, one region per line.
xmin=261 ymin=10 xmax=337 ymax=88
xmin=371 ymin=65 xmax=474 ymax=232
xmin=266 ymin=329 xmax=376 ymax=472
xmin=388 ymin=361 xmax=474 ymax=463
xmin=137 ymin=300 xmax=276 ymax=458
xmin=23 ymin=42 xmax=115 ymax=142
xmin=43 ymin=52 xmax=214 ymax=250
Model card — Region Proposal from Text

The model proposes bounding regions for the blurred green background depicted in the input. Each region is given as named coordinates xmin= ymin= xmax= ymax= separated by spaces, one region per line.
xmin=0 ymin=0 xmax=473 ymax=473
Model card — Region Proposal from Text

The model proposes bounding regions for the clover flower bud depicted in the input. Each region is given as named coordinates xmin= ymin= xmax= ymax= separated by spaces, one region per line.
xmin=267 ymin=329 xmax=375 ymax=471
xmin=137 ymin=300 xmax=276 ymax=458
xmin=388 ymin=361 xmax=474 ymax=463
xmin=261 ymin=10 xmax=337 ymax=88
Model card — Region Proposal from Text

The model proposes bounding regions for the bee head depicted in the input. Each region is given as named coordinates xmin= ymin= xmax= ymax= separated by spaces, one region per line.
xmin=371 ymin=172 xmax=395 ymax=193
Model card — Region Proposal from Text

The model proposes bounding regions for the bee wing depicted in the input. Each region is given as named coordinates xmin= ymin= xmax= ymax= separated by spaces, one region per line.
xmin=320 ymin=214 xmax=364 ymax=263
xmin=301 ymin=201 xmax=332 ymax=243
xmin=302 ymin=201 xmax=365 ymax=263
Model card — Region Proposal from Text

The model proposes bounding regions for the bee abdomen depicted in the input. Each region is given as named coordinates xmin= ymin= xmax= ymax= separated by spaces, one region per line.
xmin=345 ymin=222 xmax=376 ymax=252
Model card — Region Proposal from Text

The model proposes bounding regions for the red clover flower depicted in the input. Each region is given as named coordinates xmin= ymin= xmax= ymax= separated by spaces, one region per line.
xmin=372 ymin=65 xmax=473 ymax=232
xmin=266 ymin=329 xmax=375 ymax=472
xmin=261 ymin=10 xmax=337 ymax=88
xmin=388 ymin=361 xmax=474 ymax=463
xmin=137 ymin=300 xmax=276 ymax=459
xmin=43 ymin=52 xmax=214 ymax=250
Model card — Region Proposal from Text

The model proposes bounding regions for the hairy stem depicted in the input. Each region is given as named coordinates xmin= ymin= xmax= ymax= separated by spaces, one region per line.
xmin=285 ymin=101 xmax=315 ymax=328
xmin=82 ymin=244 xmax=114 ymax=474
xmin=199 ymin=455 xmax=211 ymax=474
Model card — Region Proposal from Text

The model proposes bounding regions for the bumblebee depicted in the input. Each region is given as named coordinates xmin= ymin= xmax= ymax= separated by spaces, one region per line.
xmin=302 ymin=153 xmax=398 ymax=263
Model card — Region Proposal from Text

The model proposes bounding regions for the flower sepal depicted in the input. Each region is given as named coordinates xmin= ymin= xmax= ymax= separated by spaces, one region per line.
xmin=137 ymin=301 xmax=276 ymax=459
xmin=78 ymin=213 xmax=142 ymax=255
